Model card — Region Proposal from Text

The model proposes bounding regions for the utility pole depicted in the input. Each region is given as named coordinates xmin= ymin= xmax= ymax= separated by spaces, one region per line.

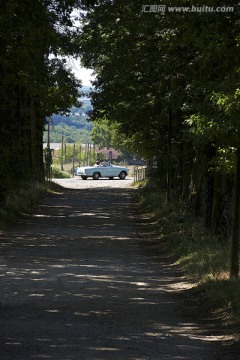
xmin=45 ymin=117 xmax=52 ymax=181
xmin=61 ymin=133 xmax=64 ymax=171
xmin=47 ymin=117 xmax=50 ymax=149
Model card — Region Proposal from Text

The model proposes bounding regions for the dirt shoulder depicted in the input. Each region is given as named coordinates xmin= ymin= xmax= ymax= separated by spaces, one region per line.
xmin=0 ymin=178 xmax=239 ymax=359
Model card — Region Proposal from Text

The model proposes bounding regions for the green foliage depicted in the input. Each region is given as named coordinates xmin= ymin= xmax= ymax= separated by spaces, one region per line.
xmin=50 ymin=100 xmax=92 ymax=128
xmin=43 ymin=96 xmax=93 ymax=143
xmin=51 ymin=166 xmax=71 ymax=178
xmin=52 ymin=143 xmax=97 ymax=167
xmin=90 ymin=118 xmax=129 ymax=151
xmin=79 ymin=0 xmax=240 ymax=165
xmin=175 ymin=236 xmax=230 ymax=281
xmin=0 ymin=0 xmax=82 ymax=198
xmin=78 ymin=2 xmax=240 ymax=282
xmin=43 ymin=123 xmax=92 ymax=143
xmin=79 ymin=0 xmax=174 ymax=158
xmin=90 ymin=118 xmax=113 ymax=149
xmin=137 ymin=180 xmax=231 ymax=281
xmin=137 ymin=180 xmax=240 ymax=321
xmin=209 ymin=147 xmax=236 ymax=175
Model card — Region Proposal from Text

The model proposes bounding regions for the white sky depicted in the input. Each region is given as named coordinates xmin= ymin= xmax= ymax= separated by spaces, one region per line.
xmin=69 ymin=58 xmax=95 ymax=86
xmin=67 ymin=11 xmax=95 ymax=86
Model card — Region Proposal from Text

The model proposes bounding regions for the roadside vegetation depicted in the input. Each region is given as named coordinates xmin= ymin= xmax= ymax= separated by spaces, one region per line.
xmin=0 ymin=181 xmax=63 ymax=227
xmin=51 ymin=166 xmax=71 ymax=179
xmin=137 ymin=179 xmax=240 ymax=331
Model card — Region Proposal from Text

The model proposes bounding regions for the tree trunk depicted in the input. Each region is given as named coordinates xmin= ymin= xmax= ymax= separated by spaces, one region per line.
xmin=0 ymin=174 xmax=7 ymax=206
xmin=204 ymin=144 xmax=215 ymax=228
xmin=230 ymin=147 xmax=240 ymax=279
xmin=211 ymin=174 xmax=222 ymax=236
xmin=167 ymin=109 xmax=172 ymax=203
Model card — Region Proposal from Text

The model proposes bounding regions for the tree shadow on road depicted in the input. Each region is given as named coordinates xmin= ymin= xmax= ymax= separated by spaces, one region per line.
xmin=0 ymin=186 xmax=238 ymax=359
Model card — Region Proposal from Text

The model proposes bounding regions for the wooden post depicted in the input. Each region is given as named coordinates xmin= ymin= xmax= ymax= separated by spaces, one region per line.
xmin=72 ymin=143 xmax=75 ymax=177
xmin=86 ymin=143 xmax=89 ymax=165
xmin=84 ymin=144 xmax=87 ymax=166
xmin=61 ymin=133 xmax=64 ymax=171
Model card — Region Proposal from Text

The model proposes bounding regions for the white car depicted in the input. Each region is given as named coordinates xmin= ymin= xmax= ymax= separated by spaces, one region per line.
xmin=74 ymin=162 xmax=129 ymax=180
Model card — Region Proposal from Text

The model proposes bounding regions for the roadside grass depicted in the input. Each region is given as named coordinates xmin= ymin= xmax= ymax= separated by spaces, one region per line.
xmin=136 ymin=179 xmax=240 ymax=329
xmin=0 ymin=180 xmax=64 ymax=226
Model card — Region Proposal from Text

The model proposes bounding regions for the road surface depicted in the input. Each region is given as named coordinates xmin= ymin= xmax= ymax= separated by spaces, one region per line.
xmin=0 ymin=178 xmax=238 ymax=359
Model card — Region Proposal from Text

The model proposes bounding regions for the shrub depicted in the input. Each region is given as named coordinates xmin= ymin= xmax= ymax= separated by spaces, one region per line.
xmin=51 ymin=166 xmax=71 ymax=178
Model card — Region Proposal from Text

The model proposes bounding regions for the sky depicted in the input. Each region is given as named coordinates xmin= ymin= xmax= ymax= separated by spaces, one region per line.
xmin=67 ymin=11 xmax=96 ymax=86
xmin=69 ymin=58 xmax=95 ymax=86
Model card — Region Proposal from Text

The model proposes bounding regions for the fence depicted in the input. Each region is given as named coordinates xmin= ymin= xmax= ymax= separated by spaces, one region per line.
xmin=133 ymin=166 xmax=148 ymax=182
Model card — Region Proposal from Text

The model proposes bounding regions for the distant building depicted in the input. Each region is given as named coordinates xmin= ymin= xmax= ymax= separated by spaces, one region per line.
xmin=43 ymin=143 xmax=121 ymax=160
xmin=95 ymin=146 xmax=121 ymax=160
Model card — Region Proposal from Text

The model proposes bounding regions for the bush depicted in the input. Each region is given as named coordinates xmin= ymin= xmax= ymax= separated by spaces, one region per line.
xmin=51 ymin=166 xmax=71 ymax=178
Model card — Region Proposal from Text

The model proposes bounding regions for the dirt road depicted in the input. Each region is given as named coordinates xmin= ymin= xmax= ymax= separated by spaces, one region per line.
xmin=0 ymin=178 xmax=237 ymax=359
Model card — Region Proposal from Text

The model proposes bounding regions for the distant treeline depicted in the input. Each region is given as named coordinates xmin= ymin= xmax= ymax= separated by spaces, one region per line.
xmin=44 ymin=101 xmax=93 ymax=143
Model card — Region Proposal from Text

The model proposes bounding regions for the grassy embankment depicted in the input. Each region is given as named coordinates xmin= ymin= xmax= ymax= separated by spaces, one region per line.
xmin=136 ymin=179 xmax=240 ymax=333
xmin=0 ymin=179 xmax=64 ymax=226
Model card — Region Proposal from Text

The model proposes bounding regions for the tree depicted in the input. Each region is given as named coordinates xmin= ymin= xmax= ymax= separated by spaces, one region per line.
xmin=182 ymin=1 xmax=240 ymax=277
xmin=0 ymin=0 xmax=82 ymax=202
xmin=78 ymin=1 xmax=200 ymax=201
xmin=78 ymin=0 xmax=240 ymax=278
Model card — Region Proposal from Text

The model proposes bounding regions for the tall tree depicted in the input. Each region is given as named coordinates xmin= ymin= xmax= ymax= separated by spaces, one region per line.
xmin=0 ymin=0 xmax=82 ymax=202
xmin=78 ymin=0 xmax=240 ymax=277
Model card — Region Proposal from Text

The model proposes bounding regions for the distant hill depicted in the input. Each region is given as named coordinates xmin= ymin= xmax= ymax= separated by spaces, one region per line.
xmin=43 ymin=86 xmax=93 ymax=143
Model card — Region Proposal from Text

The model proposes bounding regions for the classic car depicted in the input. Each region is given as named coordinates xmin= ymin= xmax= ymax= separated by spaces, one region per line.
xmin=74 ymin=162 xmax=129 ymax=180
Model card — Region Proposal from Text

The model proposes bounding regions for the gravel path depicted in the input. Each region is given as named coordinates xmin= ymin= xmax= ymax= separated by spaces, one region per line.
xmin=0 ymin=178 xmax=237 ymax=359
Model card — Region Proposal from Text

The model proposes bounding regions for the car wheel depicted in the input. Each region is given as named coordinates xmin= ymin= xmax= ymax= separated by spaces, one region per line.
xmin=93 ymin=172 xmax=100 ymax=180
xmin=109 ymin=177 xmax=114 ymax=180
xmin=119 ymin=171 xmax=127 ymax=180
xmin=81 ymin=176 xmax=87 ymax=180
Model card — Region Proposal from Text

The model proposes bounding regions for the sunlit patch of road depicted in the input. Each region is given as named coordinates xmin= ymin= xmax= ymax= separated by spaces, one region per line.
xmin=52 ymin=177 xmax=134 ymax=189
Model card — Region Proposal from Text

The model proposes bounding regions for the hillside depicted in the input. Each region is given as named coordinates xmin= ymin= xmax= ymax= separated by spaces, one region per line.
xmin=43 ymin=86 xmax=93 ymax=143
